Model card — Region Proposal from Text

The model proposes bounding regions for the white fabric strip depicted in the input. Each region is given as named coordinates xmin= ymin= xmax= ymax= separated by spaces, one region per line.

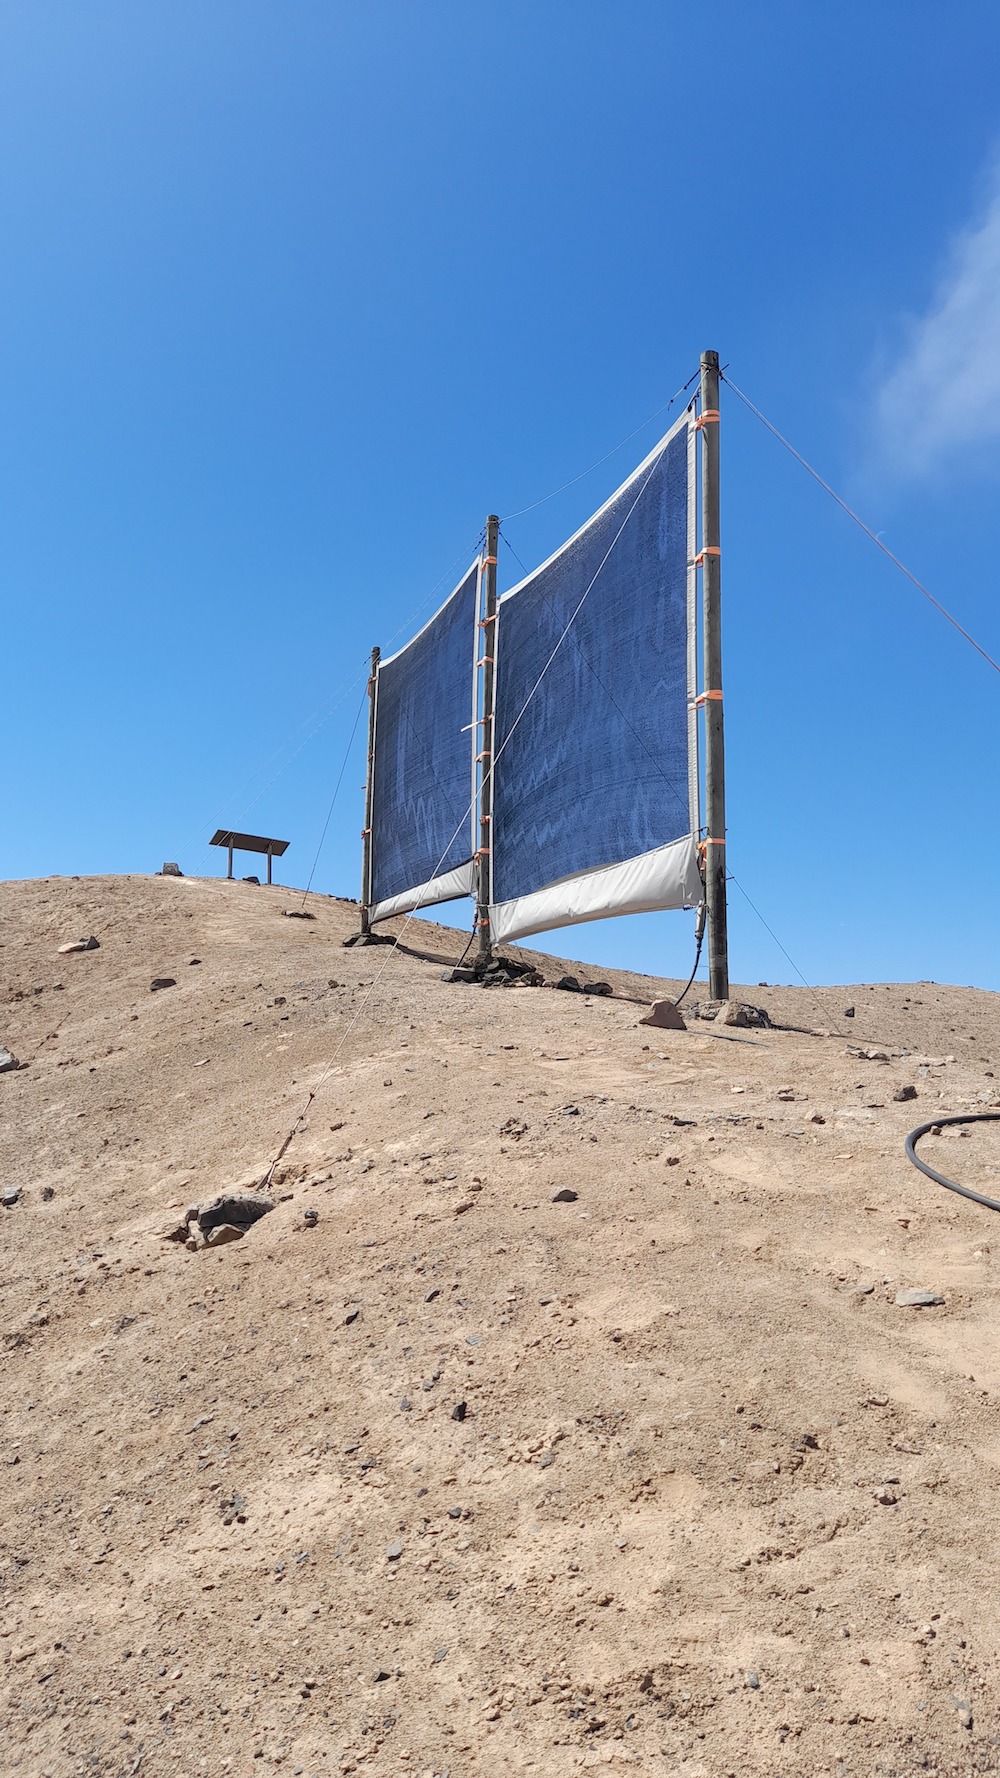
xmin=370 ymin=860 xmax=475 ymax=926
xmin=489 ymin=832 xmax=701 ymax=946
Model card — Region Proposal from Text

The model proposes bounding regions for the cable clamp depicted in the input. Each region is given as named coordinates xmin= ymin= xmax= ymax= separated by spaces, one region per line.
xmin=475 ymin=846 xmax=491 ymax=858
xmin=695 ymin=409 xmax=720 ymax=430
xmin=361 ymin=827 xmax=372 ymax=837
xmin=701 ymin=837 xmax=726 ymax=846
xmin=693 ymin=547 xmax=721 ymax=565
xmin=478 ymin=614 xmax=497 ymax=627
xmin=474 ymin=917 xmax=491 ymax=929
xmin=693 ymin=689 xmax=723 ymax=706
xmin=476 ymin=656 xmax=495 ymax=667
xmin=482 ymin=554 xmax=498 ymax=567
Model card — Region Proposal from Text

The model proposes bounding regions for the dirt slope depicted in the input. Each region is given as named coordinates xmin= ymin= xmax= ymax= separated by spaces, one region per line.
xmin=3 ymin=873 xmax=1000 ymax=1778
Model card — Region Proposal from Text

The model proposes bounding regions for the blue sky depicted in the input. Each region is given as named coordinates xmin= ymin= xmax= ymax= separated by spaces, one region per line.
xmin=5 ymin=2 xmax=1000 ymax=989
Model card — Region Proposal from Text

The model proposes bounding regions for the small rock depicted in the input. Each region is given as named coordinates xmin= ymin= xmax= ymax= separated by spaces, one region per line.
xmin=955 ymin=1701 xmax=973 ymax=1730
xmin=809 ymin=1112 xmax=825 ymax=1124
xmin=161 ymin=862 xmax=183 ymax=877
xmin=895 ymin=1289 xmax=944 ymax=1308
xmin=150 ymin=978 xmax=176 ymax=992
xmin=716 ymin=1000 xmax=750 ymax=1028
xmin=856 ymin=1281 xmax=875 ymax=1295
xmin=745 ymin=1670 xmax=760 ymax=1690
xmin=551 ymin=1188 xmax=579 ymax=1203
xmin=639 ymin=999 xmax=686 ymax=1031
xmin=844 ymin=1006 xmax=855 ymax=1018
xmin=2 ymin=1187 xmax=21 ymax=1207
xmin=303 ymin=1208 xmax=319 ymax=1228
xmin=386 ymin=1542 xmax=403 ymax=1561
xmin=451 ymin=1401 xmax=467 ymax=1422
xmin=344 ymin=1308 xmax=360 ymax=1325
xmin=0 ymin=1046 xmax=20 ymax=1074
xmin=584 ymin=981 xmax=612 ymax=997
xmin=373 ymin=1667 xmax=391 ymax=1682
xmin=57 ymin=937 xmax=100 ymax=955
xmin=556 ymin=975 xmax=581 ymax=992
xmin=893 ymin=1085 xmax=918 ymax=1103
xmin=195 ymin=1191 xmax=274 ymax=1235
xmin=874 ymin=1486 xmax=897 ymax=1505
xmin=432 ymin=1647 xmax=449 ymax=1664
xmin=206 ymin=1223 xmax=245 ymax=1246
xmin=41 ymin=1186 xmax=55 ymax=1202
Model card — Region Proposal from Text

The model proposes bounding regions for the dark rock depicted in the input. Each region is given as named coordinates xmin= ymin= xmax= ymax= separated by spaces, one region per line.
xmin=58 ymin=936 xmax=100 ymax=954
xmin=303 ymin=1208 xmax=319 ymax=1228
xmin=283 ymin=909 xmax=315 ymax=919
xmin=242 ymin=875 xmax=260 ymax=885
xmin=442 ymin=966 xmax=477 ymax=983
xmin=556 ymin=976 xmax=581 ymax=992
xmin=451 ymin=1401 xmax=468 ymax=1422
xmin=41 ymin=1186 xmax=54 ymax=1202
xmin=844 ymin=1006 xmax=855 ymax=1017
xmin=551 ymin=1187 xmax=579 ymax=1203
xmin=2 ymin=1188 xmax=20 ymax=1207
xmin=448 ymin=1506 xmax=462 ymax=1519
xmin=584 ymin=981 xmax=612 ymax=997
xmin=0 ymin=1046 xmax=20 ymax=1074
xmin=343 ymin=1307 xmax=360 ymax=1325
xmin=161 ymin=862 xmax=183 ymax=877
xmin=150 ymin=978 xmax=176 ymax=992
xmin=194 ymin=1191 xmax=275 ymax=1235
xmin=373 ymin=1667 xmax=391 ymax=1683
xmin=893 ymin=1085 xmax=918 ymax=1102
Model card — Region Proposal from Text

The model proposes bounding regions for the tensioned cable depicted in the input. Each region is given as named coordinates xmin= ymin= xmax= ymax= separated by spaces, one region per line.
xmin=720 ymin=371 xmax=1000 ymax=677
xmin=297 ymin=684 xmax=368 ymax=907
xmin=727 ymin=870 xmax=836 ymax=1029
xmin=177 ymin=529 xmax=485 ymax=876
xmin=500 ymin=369 xmax=700 ymax=521
xmin=261 ymin=431 xmax=677 ymax=1184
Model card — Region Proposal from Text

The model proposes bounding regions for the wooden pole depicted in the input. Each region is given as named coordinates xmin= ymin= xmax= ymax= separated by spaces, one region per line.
xmin=360 ymin=645 xmax=380 ymax=934
xmin=700 ymin=350 xmax=729 ymax=1000
xmin=476 ymin=516 xmax=499 ymax=958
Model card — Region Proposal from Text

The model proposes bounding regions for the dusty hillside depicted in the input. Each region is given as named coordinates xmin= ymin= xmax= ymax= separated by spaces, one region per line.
xmin=3 ymin=873 xmax=1000 ymax=1778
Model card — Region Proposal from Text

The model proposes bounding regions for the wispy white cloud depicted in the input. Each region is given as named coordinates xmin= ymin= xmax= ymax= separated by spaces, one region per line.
xmin=876 ymin=165 xmax=1000 ymax=477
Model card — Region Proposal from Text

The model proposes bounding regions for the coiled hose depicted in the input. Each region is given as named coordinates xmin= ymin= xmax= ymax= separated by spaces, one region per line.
xmin=904 ymin=1111 xmax=1000 ymax=1214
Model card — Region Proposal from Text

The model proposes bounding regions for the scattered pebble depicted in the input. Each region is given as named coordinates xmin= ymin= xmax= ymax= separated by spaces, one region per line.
xmin=894 ymin=1289 xmax=944 ymax=1308
xmin=551 ymin=1188 xmax=579 ymax=1203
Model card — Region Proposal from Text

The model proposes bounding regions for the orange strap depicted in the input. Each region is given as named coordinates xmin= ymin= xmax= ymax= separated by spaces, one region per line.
xmin=476 ymin=656 xmax=494 ymax=667
xmin=695 ymin=409 xmax=720 ymax=430
xmin=701 ymin=837 xmax=726 ymax=846
xmin=694 ymin=547 xmax=721 ymax=565
xmin=482 ymin=555 xmax=498 ymax=567
xmin=478 ymin=613 xmax=496 ymax=626
xmin=694 ymin=690 xmax=723 ymax=706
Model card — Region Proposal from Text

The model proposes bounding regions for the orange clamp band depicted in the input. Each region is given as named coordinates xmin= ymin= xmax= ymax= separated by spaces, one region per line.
xmin=478 ymin=613 xmax=496 ymax=626
xmin=695 ymin=409 xmax=720 ymax=430
xmin=693 ymin=548 xmax=721 ymax=565
xmin=476 ymin=656 xmax=494 ymax=667
xmin=694 ymin=689 xmax=724 ymax=706
xmin=361 ymin=827 xmax=372 ymax=836
xmin=701 ymin=837 xmax=726 ymax=846
xmin=482 ymin=555 xmax=498 ymax=566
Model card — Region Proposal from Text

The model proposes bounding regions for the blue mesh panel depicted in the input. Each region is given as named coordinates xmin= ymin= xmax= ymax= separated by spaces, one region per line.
xmin=493 ymin=425 xmax=691 ymax=906
xmin=370 ymin=564 xmax=478 ymax=907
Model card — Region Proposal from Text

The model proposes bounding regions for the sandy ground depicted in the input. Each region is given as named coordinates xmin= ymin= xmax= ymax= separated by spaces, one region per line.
xmin=3 ymin=873 xmax=1000 ymax=1778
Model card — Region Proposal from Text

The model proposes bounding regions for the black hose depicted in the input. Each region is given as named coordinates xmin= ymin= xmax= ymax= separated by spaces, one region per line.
xmin=674 ymin=902 xmax=707 ymax=1010
xmin=904 ymin=1111 xmax=1000 ymax=1214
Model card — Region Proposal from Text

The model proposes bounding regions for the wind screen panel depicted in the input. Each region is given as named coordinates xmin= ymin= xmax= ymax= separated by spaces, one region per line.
xmin=369 ymin=563 xmax=479 ymax=919
xmin=492 ymin=417 xmax=694 ymax=920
